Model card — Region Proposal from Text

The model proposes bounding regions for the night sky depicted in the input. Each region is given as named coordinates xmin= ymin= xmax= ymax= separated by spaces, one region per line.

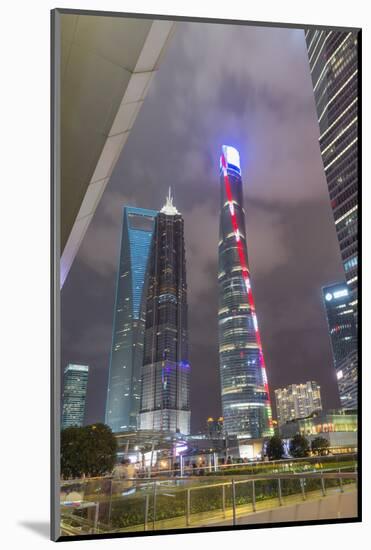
xmin=61 ymin=21 xmax=345 ymax=433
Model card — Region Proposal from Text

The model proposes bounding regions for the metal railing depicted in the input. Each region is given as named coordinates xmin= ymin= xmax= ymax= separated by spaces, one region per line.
xmin=60 ymin=469 xmax=357 ymax=536
xmin=110 ymin=452 xmax=357 ymax=478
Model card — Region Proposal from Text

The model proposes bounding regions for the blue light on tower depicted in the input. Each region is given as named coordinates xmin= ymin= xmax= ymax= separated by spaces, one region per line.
xmin=220 ymin=145 xmax=241 ymax=174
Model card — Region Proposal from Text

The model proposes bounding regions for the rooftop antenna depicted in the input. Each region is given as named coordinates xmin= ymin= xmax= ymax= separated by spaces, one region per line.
xmin=161 ymin=185 xmax=179 ymax=215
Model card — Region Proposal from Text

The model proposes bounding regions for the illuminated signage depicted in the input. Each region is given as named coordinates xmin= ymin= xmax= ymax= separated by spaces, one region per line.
xmin=337 ymin=370 xmax=343 ymax=380
xmin=325 ymin=288 xmax=349 ymax=301
xmin=333 ymin=288 xmax=349 ymax=299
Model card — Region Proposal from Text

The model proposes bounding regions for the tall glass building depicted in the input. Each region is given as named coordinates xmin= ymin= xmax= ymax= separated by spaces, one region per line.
xmin=305 ymin=30 xmax=358 ymax=316
xmin=139 ymin=190 xmax=190 ymax=434
xmin=62 ymin=364 xmax=89 ymax=429
xmin=322 ymin=282 xmax=357 ymax=409
xmin=105 ymin=207 xmax=157 ymax=432
xmin=218 ymin=145 xmax=273 ymax=438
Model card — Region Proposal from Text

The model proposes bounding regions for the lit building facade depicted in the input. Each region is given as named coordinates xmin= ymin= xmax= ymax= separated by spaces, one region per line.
xmin=218 ymin=145 xmax=273 ymax=438
xmin=105 ymin=207 xmax=157 ymax=432
xmin=275 ymin=381 xmax=322 ymax=426
xmin=336 ymin=349 xmax=358 ymax=409
xmin=207 ymin=417 xmax=224 ymax=439
xmin=305 ymin=30 xmax=358 ymax=317
xmin=139 ymin=191 xmax=190 ymax=434
xmin=62 ymin=364 xmax=89 ymax=429
xmin=322 ymin=282 xmax=357 ymax=409
xmin=279 ymin=409 xmax=357 ymax=453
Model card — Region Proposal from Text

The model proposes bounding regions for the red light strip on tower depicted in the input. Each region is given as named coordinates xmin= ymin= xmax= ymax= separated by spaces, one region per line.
xmin=221 ymin=153 xmax=273 ymax=424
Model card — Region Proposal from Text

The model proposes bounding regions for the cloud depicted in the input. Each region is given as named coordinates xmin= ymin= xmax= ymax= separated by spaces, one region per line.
xmin=78 ymin=188 xmax=136 ymax=276
xmin=184 ymin=202 xmax=219 ymax=304
xmin=246 ymin=199 xmax=290 ymax=278
xmin=65 ymin=322 xmax=113 ymax=359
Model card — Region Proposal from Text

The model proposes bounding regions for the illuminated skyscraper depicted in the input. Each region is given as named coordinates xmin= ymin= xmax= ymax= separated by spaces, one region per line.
xmin=139 ymin=190 xmax=190 ymax=434
xmin=275 ymin=381 xmax=322 ymax=426
xmin=218 ymin=145 xmax=273 ymax=438
xmin=305 ymin=30 xmax=359 ymax=317
xmin=62 ymin=364 xmax=89 ymax=429
xmin=105 ymin=207 xmax=157 ymax=432
xmin=322 ymin=282 xmax=357 ymax=409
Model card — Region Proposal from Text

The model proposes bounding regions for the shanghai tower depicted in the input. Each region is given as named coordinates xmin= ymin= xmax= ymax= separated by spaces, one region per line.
xmin=218 ymin=145 xmax=273 ymax=438
xmin=139 ymin=190 xmax=190 ymax=434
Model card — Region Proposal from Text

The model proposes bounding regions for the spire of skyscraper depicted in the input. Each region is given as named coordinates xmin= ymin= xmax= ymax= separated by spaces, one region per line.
xmin=161 ymin=186 xmax=179 ymax=215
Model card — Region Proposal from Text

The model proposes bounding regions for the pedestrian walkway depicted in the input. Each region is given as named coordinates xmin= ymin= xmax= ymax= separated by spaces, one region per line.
xmin=117 ymin=482 xmax=356 ymax=532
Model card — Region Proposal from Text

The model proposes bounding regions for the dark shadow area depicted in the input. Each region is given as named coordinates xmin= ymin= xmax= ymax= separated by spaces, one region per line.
xmin=18 ymin=521 xmax=50 ymax=539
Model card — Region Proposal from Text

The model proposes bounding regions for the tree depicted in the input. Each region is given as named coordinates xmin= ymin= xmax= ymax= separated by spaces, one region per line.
xmin=289 ymin=434 xmax=310 ymax=458
xmin=266 ymin=435 xmax=284 ymax=460
xmin=311 ymin=436 xmax=330 ymax=456
xmin=60 ymin=426 xmax=88 ymax=479
xmin=61 ymin=423 xmax=118 ymax=479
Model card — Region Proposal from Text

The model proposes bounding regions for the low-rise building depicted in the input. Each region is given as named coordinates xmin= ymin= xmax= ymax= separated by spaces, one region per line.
xmin=279 ymin=409 xmax=357 ymax=453
xmin=207 ymin=417 xmax=224 ymax=439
